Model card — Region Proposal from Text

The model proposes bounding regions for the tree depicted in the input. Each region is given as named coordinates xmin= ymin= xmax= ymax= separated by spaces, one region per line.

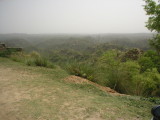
xmin=144 ymin=0 xmax=160 ymax=55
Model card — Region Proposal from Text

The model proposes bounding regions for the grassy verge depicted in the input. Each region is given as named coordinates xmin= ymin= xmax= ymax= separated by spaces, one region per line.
xmin=0 ymin=57 xmax=156 ymax=120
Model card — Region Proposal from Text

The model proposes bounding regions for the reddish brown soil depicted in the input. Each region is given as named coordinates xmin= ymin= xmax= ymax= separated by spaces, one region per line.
xmin=64 ymin=75 xmax=126 ymax=96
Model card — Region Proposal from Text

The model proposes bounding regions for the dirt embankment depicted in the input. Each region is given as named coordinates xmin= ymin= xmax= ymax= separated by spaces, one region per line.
xmin=64 ymin=75 xmax=126 ymax=96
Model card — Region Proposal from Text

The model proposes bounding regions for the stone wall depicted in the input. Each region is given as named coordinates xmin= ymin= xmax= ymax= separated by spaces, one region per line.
xmin=0 ymin=43 xmax=22 ymax=57
xmin=0 ymin=43 xmax=22 ymax=51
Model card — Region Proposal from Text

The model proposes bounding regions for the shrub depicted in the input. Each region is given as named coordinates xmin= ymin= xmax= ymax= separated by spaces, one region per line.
xmin=34 ymin=57 xmax=47 ymax=67
xmin=65 ymin=61 xmax=96 ymax=82
xmin=0 ymin=49 xmax=11 ymax=57
xmin=25 ymin=58 xmax=35 ymax=66
xmin=97 ymin=50 xmax=127 ymax=93
xmin=138 ymin=56 xmax=155 ymax=72
xmin=97 ymin=50 xmax=160 ymax=96
xmin=30 ymin=51 xmax=41 ymax=58
xmin=143 ymin=50 xmax=160 ymax=73
xmin=122 ymin=48 xmax=143 ymax=61
xmin=25 ymin=57 xmax=54 ymax=68
xmin=10 ymin=52 xmax=28 ymax=62
xmin=9 ymin=51 xmax=55 ymax=68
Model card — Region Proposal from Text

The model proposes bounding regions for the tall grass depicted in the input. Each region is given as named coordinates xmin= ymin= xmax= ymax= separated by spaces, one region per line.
xmin=65 ymin=61 xmax=96 ymax=82
xmin=10 ymin=51 xmax=55 ymax=68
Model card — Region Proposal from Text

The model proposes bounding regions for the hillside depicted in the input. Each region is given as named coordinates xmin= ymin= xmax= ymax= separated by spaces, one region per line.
xmin=0 ymin=57 xmax=155 ymax=120
xmin=0 ymin=33 xmax=152 ymax=52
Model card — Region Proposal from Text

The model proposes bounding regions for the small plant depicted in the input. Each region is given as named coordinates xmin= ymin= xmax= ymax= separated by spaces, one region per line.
xmin=34 ymin=57 xmax=47 ymax=67
xmin=25 ymin=58 xmax=35 ymax=66
xmin=30 ymin=51 xmax=41 ymax=58
xmin=65 ymin=62 xmax=96 ymax=82
xmin=10 ymin=52 xmax=27 ymax=62
xmin=141 ymin=97 xmax=160 ymax=104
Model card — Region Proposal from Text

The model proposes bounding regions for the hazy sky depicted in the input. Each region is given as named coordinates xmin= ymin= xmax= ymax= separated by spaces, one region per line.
xmin=0 ymin=0 xmax=150 ymax=34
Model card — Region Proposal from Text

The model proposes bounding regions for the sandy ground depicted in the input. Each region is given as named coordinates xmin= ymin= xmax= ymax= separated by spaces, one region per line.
xmin=0 ymin=67 xmax=34 ymax=120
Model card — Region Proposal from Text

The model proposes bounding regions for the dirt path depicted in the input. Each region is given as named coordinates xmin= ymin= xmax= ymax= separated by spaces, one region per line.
xmin=0 ymin=67 xmax=35 ymax=120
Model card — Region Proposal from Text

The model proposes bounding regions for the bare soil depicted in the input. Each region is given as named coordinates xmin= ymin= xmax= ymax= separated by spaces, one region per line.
xmin=0 ymin=67 xmax=38 ymax=120
xmin=64 ymin=75 xmax=126 ymax=96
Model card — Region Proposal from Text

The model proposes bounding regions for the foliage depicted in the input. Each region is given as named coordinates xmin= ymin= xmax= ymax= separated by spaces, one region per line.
xmin=64 ymin=49 xmax=160 ymax=96
xmin=10 ymin=52 xmax=29 ymax=62
xmin=100 ymin=50 xmax=160 ymax=96
xmin=0 ymin=49 xmax=12 ymax=57
xmin=144 ymin=0 xmax=160 ymax=54
xmin=65 ymin=61 xmax=96 ymax=81
xmin=143 ymin=50 xmax=160 ymax=72
xmin=1 ymin=33 xmax=159 ymax=97
xmin=0 ymin=48 xmax=20 ymax=57
xmin=138 ymin=56 xmax=155 ymax=72
xmin=149 ymin=34 xmax=160 ymax=55
xmin=98 ymin=50 xmax=121 ymax=90
xmin=10 ymin=51 xmax=54 ymax=68
xmin=20 ymin=49 xmax=159 ymax=97
xmin=122 ymin=48 xmax=143 ymax=61
xmin=132 ymin=69 xmax=160 ymax=96
xmin=144 ymin=0 xmax=160 ymax=32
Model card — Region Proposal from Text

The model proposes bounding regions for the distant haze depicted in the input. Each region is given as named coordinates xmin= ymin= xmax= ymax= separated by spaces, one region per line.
xmin=0 ymin=0 xmax=150 ymax=34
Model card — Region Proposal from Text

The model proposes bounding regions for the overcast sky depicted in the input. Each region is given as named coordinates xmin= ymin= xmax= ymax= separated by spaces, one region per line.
xmin=0 ymin=0 xmax=150 ymax=34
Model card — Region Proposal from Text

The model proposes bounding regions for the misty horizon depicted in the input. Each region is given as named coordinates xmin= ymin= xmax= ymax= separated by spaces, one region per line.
xmin=0 ymin=32 xmax=153 ymax=35
xmin=0 ymin=0 xmax=151 ymax=34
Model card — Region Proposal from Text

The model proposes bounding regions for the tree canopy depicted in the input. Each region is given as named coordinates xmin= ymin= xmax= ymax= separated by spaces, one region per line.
xmin=144 ymin=0 xmax=160 ymax=54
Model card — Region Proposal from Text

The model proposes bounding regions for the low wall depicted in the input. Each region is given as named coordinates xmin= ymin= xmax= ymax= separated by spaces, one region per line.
xmin=0 ymin=47 xmax=23 ymax=57
xmin=6 ymin=48 xmax=22 ymax=52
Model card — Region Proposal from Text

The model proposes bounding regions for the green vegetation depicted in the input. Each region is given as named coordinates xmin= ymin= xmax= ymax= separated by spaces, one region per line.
xmin=144 ymin=0 xmax=160 ymax=55
xmin=64 ymin=49 xmax=160 ymax=97
xmin=1 ymin=33 xmax=159 ymax=97
xmin=65 ymin=62 xmax=96 ymax=81
xmin=0 ymin=48 xmax=21 ymax=57
xmin=10 ymin=51 xmax=54 ymax=68
xmin=0 ymin=1 xmax=159 ymax=119
xmin=0 ymin=49 xmax=11 ymax=57
xmin=0 ymin=33 xmax=159 ymax=119
xmin=0 ymin=57 xmax=156 ymax=119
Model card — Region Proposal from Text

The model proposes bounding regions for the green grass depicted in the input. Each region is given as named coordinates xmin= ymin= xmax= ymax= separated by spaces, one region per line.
xmin=0 ymin=57 xmax=156 ymax=120
xmin=10 ymin=52 xmax=55 ymax=68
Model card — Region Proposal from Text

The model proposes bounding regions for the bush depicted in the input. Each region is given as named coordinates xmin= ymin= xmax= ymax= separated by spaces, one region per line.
xmin=25 ymin=57 xmax=54 ymax=68
xmin=10 ymin=52 xmax=28 ymax=62
xmin=122 ymin=48 xmax=143 ymax=61
xmin=138 ymin=56 xmax=155 ymax=72
xmin=10 ymin=51 xmax=55 ymax=68
xmin=30 ymin=51 xmax=41 ymax=58
xmin=25 ymin=58 xmax=35 ymax=66
xmin=0 ymin=49 xmax=11 ymax=57
xmin=34 ymin=57 xmax=47 ymax=67
xmin=97 ymin=50 xmax=160 ymax=96
xmin=65 ymin=61 xmax=96 ymax=82
xmin=143 ymin=50 xmax=160 ymax=73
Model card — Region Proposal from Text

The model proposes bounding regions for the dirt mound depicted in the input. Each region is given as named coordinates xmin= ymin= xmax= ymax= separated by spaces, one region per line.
xmin=64 ymin=75 xmax=126 ymax=96
xmin=64 ymin=75 xmax=88 ymax=84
